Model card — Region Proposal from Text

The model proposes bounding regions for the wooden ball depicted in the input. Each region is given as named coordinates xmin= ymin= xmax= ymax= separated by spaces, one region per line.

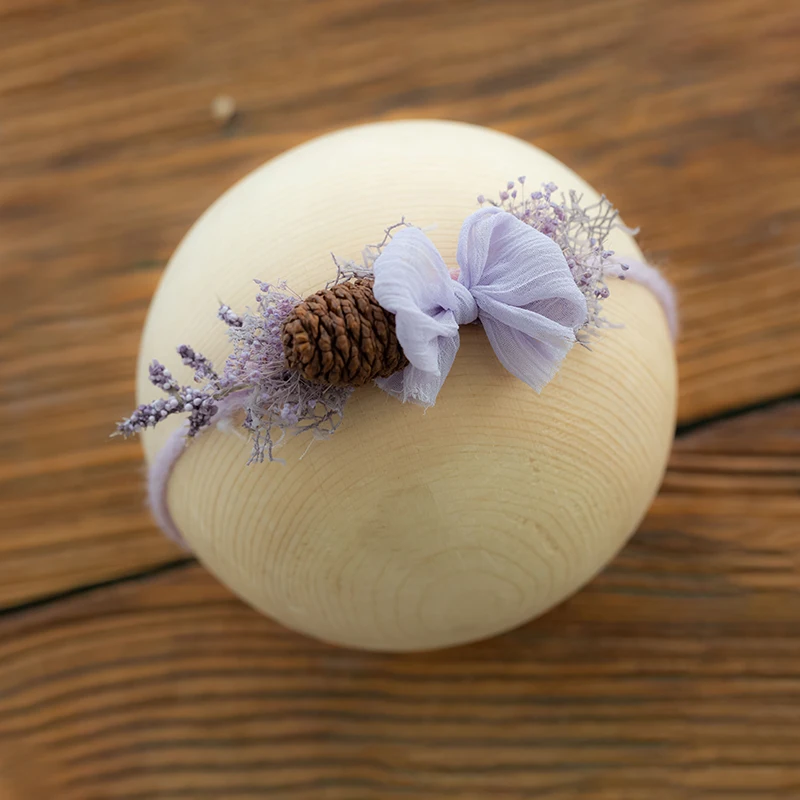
xmin=137 ymin=120 xmax=676 ymax=652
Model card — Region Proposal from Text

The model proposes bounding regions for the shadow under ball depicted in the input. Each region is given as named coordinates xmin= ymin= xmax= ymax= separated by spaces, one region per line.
xmin=137 ymin=120 xmax=677 ymax=652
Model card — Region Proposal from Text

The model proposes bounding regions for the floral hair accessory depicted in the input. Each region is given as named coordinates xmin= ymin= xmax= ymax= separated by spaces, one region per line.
xmin=116 ymin=181 xmax=676 ymax=543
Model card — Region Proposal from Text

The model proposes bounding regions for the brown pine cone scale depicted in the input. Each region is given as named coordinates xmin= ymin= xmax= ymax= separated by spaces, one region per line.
xmin=281 ymin=279 xmax=408 ymax=386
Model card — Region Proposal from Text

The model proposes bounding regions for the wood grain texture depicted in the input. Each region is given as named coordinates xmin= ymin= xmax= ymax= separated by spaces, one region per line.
xmin=0 ymin=0 xmax=799 ymax=793
xmin=0 ymin=403 xmax=798 ymax=798
xmin=1 ymin=0 xmax=799 ymax=604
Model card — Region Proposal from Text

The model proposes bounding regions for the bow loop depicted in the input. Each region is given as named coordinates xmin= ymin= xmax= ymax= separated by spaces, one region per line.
xmin=372 ymin=227 xmax=462 ymax=406
xmin=457 ymin=207 xmax=587 ymax=392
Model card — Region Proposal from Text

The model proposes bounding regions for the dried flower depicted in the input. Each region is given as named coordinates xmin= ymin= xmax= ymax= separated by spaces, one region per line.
xmin=177 ymin=344 xmax=218 ymax=383
xmin=117 ymin=222 xmax=418 ymax=460
xmin=326 ymin=219 xmax=412 ymax=288
xmin=116 ymin=396 xmax=181 ymax=437
xmin=179 ymin=387 xmax=218 ymax=437
xmin=148 ymin=361 xmax=178 ymax=392
xmin=116 ymin=282 xmax=352 ymax=463
xmin=217 ymin=304 xmax=243 ymax=328
xmin=221 ymin=281 xmax=352 ymax=463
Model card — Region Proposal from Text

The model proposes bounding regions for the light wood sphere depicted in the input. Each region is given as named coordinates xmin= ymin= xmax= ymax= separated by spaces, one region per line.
xmin=137 ymin=120 xmax=677 ymax=652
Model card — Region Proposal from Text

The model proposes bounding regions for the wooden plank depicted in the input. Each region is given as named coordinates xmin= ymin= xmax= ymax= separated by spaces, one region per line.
xmin=0 ymin=402 xmax=798 ymax=799
xmin=1 ymin=0 xmax=799 ymax=603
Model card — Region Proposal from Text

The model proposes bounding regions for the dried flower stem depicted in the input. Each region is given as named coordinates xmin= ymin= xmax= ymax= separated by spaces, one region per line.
xmin=326 ymin=219 xmax=411 ymax=288
xmin=116 ymin=282 xmax=352 ymax=462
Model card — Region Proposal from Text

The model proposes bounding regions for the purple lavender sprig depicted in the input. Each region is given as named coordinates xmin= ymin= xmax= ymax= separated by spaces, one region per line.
xmin=179 ymin=387 xmax=219 ymax=437
xmin=177 ymin=344 xmax=218 ymax=383
xmin=115 ymin=393 xmax=181 ymax=437
xmin=479 ymin=179 xmax=632 ymax=341
xmin=115 ymin=283 xmax=352 ymax=462
xmin=148 ymin=361 xmax=179 ymax=392
xmin=217 ymin=304 xmax=243 ymax=328
xmin=116 ymin=356 xmax=220 ymax=439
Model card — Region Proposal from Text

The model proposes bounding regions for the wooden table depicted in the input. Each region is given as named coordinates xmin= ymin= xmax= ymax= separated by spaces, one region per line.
xmin=1 ymin=1 xmax=799 ymax=797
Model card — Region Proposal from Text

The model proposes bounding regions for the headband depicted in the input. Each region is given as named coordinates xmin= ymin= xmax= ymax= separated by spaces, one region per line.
xmin=116 ymin=180 xmax=677 ymax=545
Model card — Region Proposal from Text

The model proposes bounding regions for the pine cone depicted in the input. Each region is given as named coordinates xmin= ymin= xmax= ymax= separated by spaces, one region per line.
xmin=281 ymin=279 xmax=408 ymax=386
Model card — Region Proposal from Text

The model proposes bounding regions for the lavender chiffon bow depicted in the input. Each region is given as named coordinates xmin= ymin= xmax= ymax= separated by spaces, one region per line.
xmin=373 ymin=207 xmax=588 ymax=407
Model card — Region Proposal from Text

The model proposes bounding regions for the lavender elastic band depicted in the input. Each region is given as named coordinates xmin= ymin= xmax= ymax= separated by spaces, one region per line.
xmin=607 ymin=257 xmax=679 ymax=342
xmin=147 ymin=391 xmax=249 ymax=549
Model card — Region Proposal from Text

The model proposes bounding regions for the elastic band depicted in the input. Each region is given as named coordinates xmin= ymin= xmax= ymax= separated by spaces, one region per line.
xmin=607 ymin=258 xmax=679 ymax=342
xmin=147 ymin=392 xmax=249 ymax=549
